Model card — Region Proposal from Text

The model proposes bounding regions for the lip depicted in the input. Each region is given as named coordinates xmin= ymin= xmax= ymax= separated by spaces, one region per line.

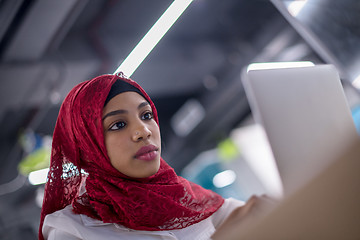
xmin=135 ymin=145 xmax=159 ymax=161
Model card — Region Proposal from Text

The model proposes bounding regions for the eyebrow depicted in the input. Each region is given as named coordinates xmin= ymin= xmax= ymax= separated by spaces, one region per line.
xmin=102 ymin=101 xmax=150 ymax=121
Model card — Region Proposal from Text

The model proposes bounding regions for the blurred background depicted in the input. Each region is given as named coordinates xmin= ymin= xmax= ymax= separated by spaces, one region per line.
xmin=1 ymin=0 xmax=360 ymax=238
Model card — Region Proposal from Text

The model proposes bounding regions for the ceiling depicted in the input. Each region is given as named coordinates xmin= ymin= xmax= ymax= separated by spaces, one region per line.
xmin=0 ymin=0 xmax=359 ymax=238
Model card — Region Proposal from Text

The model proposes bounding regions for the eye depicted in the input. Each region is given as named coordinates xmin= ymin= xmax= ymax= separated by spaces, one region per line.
xmin=142 ymin=111 xmax=153 ymax=120
xmin=109 ymin=121 xmax=126 ymax=131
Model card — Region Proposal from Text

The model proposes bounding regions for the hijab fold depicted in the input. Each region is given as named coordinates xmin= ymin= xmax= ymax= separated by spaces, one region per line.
xmin=39 ymin=74 xmax=224 ymax=240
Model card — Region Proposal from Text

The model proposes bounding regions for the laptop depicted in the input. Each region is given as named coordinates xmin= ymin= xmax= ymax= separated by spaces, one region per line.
xmin=241 ymin=63 xmax=359 ymax=197
xmin=212 ymin=138 xmax=360 ymax=240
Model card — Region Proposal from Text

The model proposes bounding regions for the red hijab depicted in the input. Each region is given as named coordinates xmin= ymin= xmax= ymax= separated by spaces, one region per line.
xmin=39 ymin=73 xmax=224 ymax=239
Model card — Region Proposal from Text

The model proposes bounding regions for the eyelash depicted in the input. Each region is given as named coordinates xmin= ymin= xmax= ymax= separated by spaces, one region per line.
xmin=142 ymin=111 xmax=153 ymax=121
xmin=108 ymin=111 xmax=154 ymax=131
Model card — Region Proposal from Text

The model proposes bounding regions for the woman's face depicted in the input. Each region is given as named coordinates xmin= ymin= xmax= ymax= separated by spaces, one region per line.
xmin=102 ymin=91 xmax=161 ymax=178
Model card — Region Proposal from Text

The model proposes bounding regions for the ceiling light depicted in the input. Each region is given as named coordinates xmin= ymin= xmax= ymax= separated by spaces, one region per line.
xmin=114 ymin=0 xmax=193 ymax=77
xmin=213 ymin=170 xmax=236 ymax=188
xmin=352 ymin=75 xmax=360 ymax=89
xmin=171 ymin=99 xmax=205 ymax=137
xmin=28 ymin=168 xmax=49 ymax=185
xmin=247 ymin=61 xmax=314 ymax=71
xmin=287 ymin=0 xmax=308 ymax=17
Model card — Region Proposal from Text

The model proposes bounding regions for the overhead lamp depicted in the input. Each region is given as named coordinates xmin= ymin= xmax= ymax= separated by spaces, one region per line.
xmin=213 ymin=170 xmax=236 ymax=188
xmin=287 ymin=0 xmax=308 ymax=17
xmin=114 ymin=0 xmax=193 ymax=77
xmin=247 ymin=61 xmax=314 ymax=71
xmin=352 ymin=75 xmax=360 ymax=89
xmin=28 ymin=168 xmax=49 ymax=185
xmin=170 ymin=99 xmax=205 ymax=137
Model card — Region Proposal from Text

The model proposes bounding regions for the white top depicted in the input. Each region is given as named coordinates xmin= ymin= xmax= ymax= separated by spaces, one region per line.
xmin=42 ymin=198 xmax=244 ymax=240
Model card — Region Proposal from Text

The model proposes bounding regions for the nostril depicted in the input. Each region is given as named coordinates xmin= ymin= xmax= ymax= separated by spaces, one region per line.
xmin=133 ymin=126 xmax=152 ymax=141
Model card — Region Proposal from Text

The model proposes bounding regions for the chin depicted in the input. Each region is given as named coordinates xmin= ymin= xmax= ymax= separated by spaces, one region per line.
xmin=135 ymin=165 xmax=160 ymax=178
xmin=146 ymin=161 xmax=161 ymax=177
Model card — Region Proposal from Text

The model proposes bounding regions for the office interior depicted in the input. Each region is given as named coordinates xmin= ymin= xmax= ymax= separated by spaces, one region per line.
xmin=0 ymin=0 xmax=360 ymax=239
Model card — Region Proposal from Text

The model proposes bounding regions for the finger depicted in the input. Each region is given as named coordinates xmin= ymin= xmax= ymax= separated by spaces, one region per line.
xmin=238 ymin=195 xmax=262 ymax=218
xmin=260 ymin=194 xmax=280 ymax=203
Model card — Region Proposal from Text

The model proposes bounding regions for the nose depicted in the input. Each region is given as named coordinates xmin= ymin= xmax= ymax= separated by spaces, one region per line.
xmin=132 ymin=123 xmax=151 ymax=141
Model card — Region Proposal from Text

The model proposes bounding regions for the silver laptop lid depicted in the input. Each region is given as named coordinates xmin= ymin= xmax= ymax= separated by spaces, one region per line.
xmin=242 ymin=63 xmax=358 ymax=196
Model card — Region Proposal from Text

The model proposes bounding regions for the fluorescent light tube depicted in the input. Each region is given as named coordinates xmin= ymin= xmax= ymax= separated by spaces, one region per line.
xmin=114 ymin=0 xmax=193 ymax=77
xmin=247 ymin=61 xmax=314 ymax=71
xmin=28 ymin=168 xmax=49 ymax=185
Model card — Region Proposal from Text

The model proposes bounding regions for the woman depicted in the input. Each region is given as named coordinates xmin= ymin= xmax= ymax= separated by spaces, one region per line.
xmin=39 ymin=73 xmax=267 ymax=240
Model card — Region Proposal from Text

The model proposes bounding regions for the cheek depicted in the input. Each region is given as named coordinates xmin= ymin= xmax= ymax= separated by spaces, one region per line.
xmin=151 ymin=123 xmax=161 ymax=138
xmin=104 ymin=134 xmax=129 ymax=164
xmin=151 ymin=125 xmax=161 ymax=144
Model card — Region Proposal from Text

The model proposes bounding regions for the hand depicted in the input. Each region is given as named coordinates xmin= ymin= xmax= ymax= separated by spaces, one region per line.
xmin=212 ymin=194 xmax=278 ymax=240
